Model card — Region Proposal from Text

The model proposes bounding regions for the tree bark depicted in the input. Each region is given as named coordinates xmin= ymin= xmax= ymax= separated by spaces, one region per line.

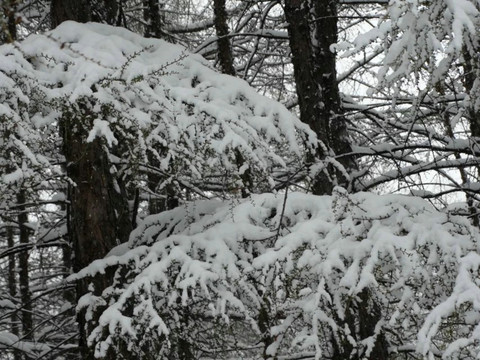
xmin=284 ymin=0 xmax=354 ymax=195
xmin=142 ymin=1 xmax=180 ymax=215
xmin=17 ymin=191 xmax=33 ymax=343
xmin=143 ymin=0 xmax=167 ymax=39
xmin=50 ymin=3 xmax=132 ymax=357
xmin=213 ymin=0 xmax=236 ymax=76
xmin=312 ymin=1 xmax=354 ymax=175
xmin=284 ymin=1 xmax=387 ymax=358
xmin=62 ymin=185 xmax=76 ymax=309
xmin=332 ymin=289 xmax=389 ymax=360
xmin=212 ymin=0 xmax=254 ymax=196
xmin=99 ymin=0 xmax=118 ymax=25
xmin=61 ymin=105 xmax=132 ymax=360
xmin=3 ymin=7 xmax=20 ymax=344
xmin=7 ymin=225 xmax=21 ymax=360
xmin=50 ymin=0 xmax=91 ymax=28
xmin=1 ymin=0 xmax=17 ymax=43
xmin=462 ymin=43 xmax=480 ymax=226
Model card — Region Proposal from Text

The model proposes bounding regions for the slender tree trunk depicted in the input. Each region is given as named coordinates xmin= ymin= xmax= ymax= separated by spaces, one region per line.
xmin=284 ymin=0 xmax=354 ymax=194
xmin=142 ymin=1 xmax=179 ymax=215
xmin=213 ymin=0 xmax=236 ymax=76
xmin=462 ymin=43 xmax=480 ymax=226
xmin=17 ymin=191 xmax=33 ymax=343
xmin=332 ymin=289 xmax=389 ymax=360
xmin=7 ymin=225 xmax=21 ymax=360
xmin=258 ymin=300 xmax=275 ymax=360
xmin=4 ymin=10 xmax=19 ymax=357
xmin=1 ymin=0 xmax=17 ymax=43
xmin=212 ymin=0 xmax=254 ymax=196
xmin=7 ymin=1 xmax=16 ymax=41
xmin=312 ymin=1 xmax=355 ymax=177
xmin=143 ymin=0 xmax=166 ymax=39
xmin=62 ymin=185 xmax=76 ymax=309
xmin=284 ymin=1 xmax=387 ymax=358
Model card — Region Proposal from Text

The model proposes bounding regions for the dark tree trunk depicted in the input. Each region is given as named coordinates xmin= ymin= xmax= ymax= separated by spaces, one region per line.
xmin=312 ymin=1 xmax=354 ymax=176
xmin=212 ymin=0 xmax=253 ymax=196
xmin=50 ymin=0 xmax=91 ymax=28
xmin=462 ymin=44 xmax=480 ymax=226
xmin=332 ymin=289 xmax=389 ymax=360
xmin=90 ymin=0 xmax=125 ymax=26
xmin=284 ymin=1 xmax=387 ymax=358
xmin=64 ymin=125 xmax=132 ymax=359
xmin=7 ymin=225 xmax=21 ymax=360
xmin=99 ymin=0 xmax=118 ymax=25
xmin=284 ymin=0 xmax=354 ymax=195
xmin=1 ymin=0 xmax=17 ymax=43
xmin=17 ymin=191 xmax=33 ymax=342
xmin=143 ymin=0 xmax=167 ymax=39
xmin=177 ymin=337 xmax=194 ymax=360
xmin=142 ymin=1 xmax=180 ymax=214
xmin=213 ymin=0 xmax=236 ymax=76
xmin=62 ymin=185 xmax=76 ymax=308
xmin=50 ymin=2 xmax=132 ymax=358
xmin=258 ymin=301 xmax=275 ymax=360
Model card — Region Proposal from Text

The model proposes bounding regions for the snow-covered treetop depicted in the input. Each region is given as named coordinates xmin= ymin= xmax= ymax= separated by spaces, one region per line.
xmin=71 ymin=188 xmax=480 ymax=359
xmin=0 ymin=21 xmax=316 ymax=196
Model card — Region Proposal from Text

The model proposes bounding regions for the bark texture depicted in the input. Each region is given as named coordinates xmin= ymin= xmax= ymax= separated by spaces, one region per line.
xmin=50 ymin=0 xmax=91 ymax=28
xmin=50 ymin=2 xmax=132 ymax=358
xmin=96 ymin=0 xmax=119 ymax=25
xmin=213 ymin=0 xmax=236 ymax=76
xmin=332 ymin=289 xmax=389 ymax=359
xmin=462 ymin=43 xmax=480 ymax=226
xmin=3 ymin=9 xmax=19 ymax=353
xmin=7 ymin=225 xmax=21 ymax=360
xmin=1 ymin=0 xmax=17 ymax=43
xmin=284 ymin=0 xmax=354 ymax=195
xmin=61 ymin=105 xmax=132 ymax=360
xmin=17 ymin=191 xmax=33 ymax=343
xmin=143 ymin=0 xmax=166 ymax=39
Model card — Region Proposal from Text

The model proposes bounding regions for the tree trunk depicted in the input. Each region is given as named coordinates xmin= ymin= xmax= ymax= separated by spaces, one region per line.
xmin=50 ymin=3 xmax=132 ymax=357
xmin=17 ymin=191 xmax=33 ymax=343
xmin=100 ymin=0 xmax=118 ymax=25
xmin=284 ymin=0 xmax=354 ymax=194
xmin=90 ymin=0 xmax=125 ymax=26
xmin=3 ymin=8 xmax=20 ymax=349
xmin=213 ymin=0 xmax=236 ymax=76
xmin=284 ymin=1 xmax=387 ymax=358
xmin=62 ymin=108 xmax=132 ymax=359
xmin=50 ymin=0 xmax=90 ymax=28
xmin=143 ymin=0 xmax=167 ymax=39
xmin=1 ymin=0 xmax=17 ymax=43
xmin=62 ymin=185 xmax=76 ymax=309
xmin=7 ymin=225 xmax=21 ymax=360
xmin=312 ymin=1 xmax=355 ymax=177
xmin=258 ymin=300 xmax=275 ymax=360
xmin=142 ymin=1 xmax=180 ymax=215
xmin=462 ymin=43 xmax=480 ymax=226
xmin=332 ymin=289 xmax=389 ymax=360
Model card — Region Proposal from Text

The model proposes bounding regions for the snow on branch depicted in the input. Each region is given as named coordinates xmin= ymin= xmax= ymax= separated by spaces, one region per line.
xmin=342 ymin=0 xmax=480 ymax=89
xmin=71 ymin=189 xmax=480 ymax=359
xmin=0 ymin=21 xmax=316 ymax=196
